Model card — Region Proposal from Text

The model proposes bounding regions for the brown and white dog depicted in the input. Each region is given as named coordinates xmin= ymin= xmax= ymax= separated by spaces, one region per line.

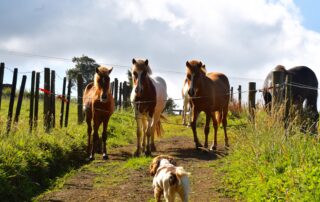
xmin=150 ymin=155 xmax=190 ymax=202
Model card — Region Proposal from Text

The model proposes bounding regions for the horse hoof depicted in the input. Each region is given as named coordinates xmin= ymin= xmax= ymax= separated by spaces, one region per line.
xmin=133 ymin=151 xmax=141 ymax=157
xmin=210 ymin=145 xmax=217 ymax=151
xmin=86 ymin=156 xmax=95 ymax=162
xmin=145 ymin=150 xmax=152 ymax=157
xmin=150 ymin=144 xmax=156 ymax=152
xmin=195 ymin=142 xmax=203 ymax=149
xmin=102 ymin=154 xmax=109 ymax=160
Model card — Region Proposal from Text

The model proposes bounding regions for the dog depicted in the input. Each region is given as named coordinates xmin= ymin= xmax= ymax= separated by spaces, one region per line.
xmin=149 ymin=155 xmax=190 ymax=202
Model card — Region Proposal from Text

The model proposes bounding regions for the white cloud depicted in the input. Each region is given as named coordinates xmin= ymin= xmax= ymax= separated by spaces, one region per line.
xmin=0 ymin=0 xmax=319 ymax=108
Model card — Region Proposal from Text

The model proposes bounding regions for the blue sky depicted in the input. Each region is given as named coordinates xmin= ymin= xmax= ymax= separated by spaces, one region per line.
xmin=294 ymin=0 xmax=320 ymax=32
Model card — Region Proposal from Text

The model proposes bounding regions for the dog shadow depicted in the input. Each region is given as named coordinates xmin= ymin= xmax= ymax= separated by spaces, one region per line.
xmin=161 ymin=147 xmax=227 ymax=161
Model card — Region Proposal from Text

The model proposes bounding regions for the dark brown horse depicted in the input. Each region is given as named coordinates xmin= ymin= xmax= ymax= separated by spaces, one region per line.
xmin=263 ymin=65 xmax=319 ymax=134
xmin=185 ymin=60 xmax=230 ymax=150
xmin=83 ymin=66 xmax=115 ymax=160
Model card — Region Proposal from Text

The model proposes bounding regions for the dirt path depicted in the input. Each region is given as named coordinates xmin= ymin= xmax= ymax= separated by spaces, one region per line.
xmin=38 ymin=136 xmax=233 ymax=202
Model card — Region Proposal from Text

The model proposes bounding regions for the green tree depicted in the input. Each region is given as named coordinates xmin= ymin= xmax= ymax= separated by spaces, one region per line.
xmin=66 ymin=55 xmax=99 ymax=87
xmin=127 ymin=70 xmax=133 ymax=88
xmin=164 ymin=98 xmax=178 ymax=114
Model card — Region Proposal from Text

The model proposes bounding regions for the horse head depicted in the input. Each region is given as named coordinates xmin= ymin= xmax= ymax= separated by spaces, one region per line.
xmin=94 ymin=66 xmax=113 ymax=103
xmin=132 ymin=58 xmax=152 ymax=97
xmin=263 ymin=65 xmax=287 ymax=111
xmin=185 ymin=60 xmax=207 ymax=97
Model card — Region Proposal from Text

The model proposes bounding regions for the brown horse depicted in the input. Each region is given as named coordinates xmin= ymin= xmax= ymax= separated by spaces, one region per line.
xmin=130 ymin=58 xmax=167 ymax=156
xmin=185 ymin=60 xmax=230 ymax=150
xmin=83 ymin=66 xmax=115 ymax=161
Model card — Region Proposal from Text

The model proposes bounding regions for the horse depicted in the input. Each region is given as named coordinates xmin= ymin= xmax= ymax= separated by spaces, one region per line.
xmin=83 ymin=66 xmax=115 ymax=161
xmin=263 ymin=65 xmax=319 ymax=134
xmin=130 ymin=58 xmax=167 ymax=156
xmin=182 ymin=79 xmax=192 ymax=126
xmin=185 ymin=60 xmax=230 ymax=150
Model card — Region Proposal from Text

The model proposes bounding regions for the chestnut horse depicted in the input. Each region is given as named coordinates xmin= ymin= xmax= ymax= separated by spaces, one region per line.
xmin=182 ymin=79 xmax=192 ymax=126
xmin=83 ymin=66 xmax=115 ymax=160
xmin=130 ymin=58 xmax=167 ymax=156
xmin=185 ymin=60 xmax=230 ymax=150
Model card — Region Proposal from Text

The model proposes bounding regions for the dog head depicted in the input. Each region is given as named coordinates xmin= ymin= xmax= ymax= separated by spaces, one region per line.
xmin=149 ymin=155 xmax=177 ymax=176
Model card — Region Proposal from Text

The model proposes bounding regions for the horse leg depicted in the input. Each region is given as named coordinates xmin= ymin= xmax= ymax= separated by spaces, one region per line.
xmin=204 ymin=112 xmax=210 ymax=148
xmin=191 ymin=109 xmax=202 ymax=149
xmin=102 ymin=116 xmax=110 ymax=160
xmin=210 ymin=111 xmax=218 ymax=151
xmin=145 ymin=115 xmax=154 ymax=156
xmin=90 ymin=118 xmax=101 ymax=161
xmin=182 ymin=98 xmax=187 ymax=125
xmin=142 ymin=117 xmax=148 ymax=152
xmin=86 ymin=111 xmax=92 ymax=154
xmin=222 ymin=108 xmax=229 ymax=147
xmin=134 ymin=114 xmax=143 ymax=157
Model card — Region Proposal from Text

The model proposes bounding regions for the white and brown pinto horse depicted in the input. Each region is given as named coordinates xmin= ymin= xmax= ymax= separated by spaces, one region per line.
xmin=182 ymin=79 xmax=192 ymax=126
xmin=83 ymin=66 xmax=115 ymax=161
xmin=131 ymin=59 xmax=167 ymax=156
xmin=186 ymin=60 xmax=230 ymax=150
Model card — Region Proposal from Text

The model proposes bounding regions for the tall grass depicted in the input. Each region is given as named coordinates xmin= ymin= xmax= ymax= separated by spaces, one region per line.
xmin=0 ymin=97 xmax=136 ymax=201
xmin=221 ymin=108 xmax=320 ymax=201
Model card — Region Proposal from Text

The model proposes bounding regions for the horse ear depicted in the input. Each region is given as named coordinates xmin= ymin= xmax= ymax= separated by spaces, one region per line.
xmin=108 ymin=67 xmax=113 ymax=74
xmin=186 ymin=61 xmax=191 ymax=68
xmin=145 ymin=59 xmax=148 ymax=66
xmin=132 ymin=58 xmax=136 ymax=64
xmin=198 ymin=61 xmax=203 ymax=68
xmin=96 ymin=67 xmax=99 ymax=74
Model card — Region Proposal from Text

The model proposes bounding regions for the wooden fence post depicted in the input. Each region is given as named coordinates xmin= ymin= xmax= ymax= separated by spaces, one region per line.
xmin=248 ymin=82 xmax=256 ymax=121
xmin=14 ymin=75 xmax=27 ymax=124
xmin=50 ymin=70 xmax=55 ymax=128
xmin=60 ymin=77 xmax=66 ymax=128
xmin=29 ymin=71 xmax=35 ymax=132
xmin=6 ymin=68 xmax=18 ymax=134
xmin=119 ymin=82 xmax=122 ymax=109
xmin=0 ymin=63 xmax=4 ymax=109
xmin=114 ymin=78 xmax=118 ymax=107
xmin=238 ymin=85 xmax=242 ymax=109
xmin=111 ymin=81 xmax=114 ymax=97
xmin=34 ymin=72 xmax=40 ymax=129
xmin=44 ymin=67 xmax=51 ymax=132
xmin=77 ymin=74 xmax=84 ymax=124
xmin=271 ymin=71 xmax=285 ymax=113
xmin=284 ymin=74 xmax=292 ymax=132
xmin=230 ymin=86 xmax=233 ymax=102
xmin=123 ymin=81 xmax=128 ymax=108
xmin=64 ymin=78 xmax=71 ymax=127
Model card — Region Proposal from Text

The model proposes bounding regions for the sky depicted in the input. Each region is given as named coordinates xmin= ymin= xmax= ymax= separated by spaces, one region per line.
xmin=0 ymin=0 xmax=319 ymax=109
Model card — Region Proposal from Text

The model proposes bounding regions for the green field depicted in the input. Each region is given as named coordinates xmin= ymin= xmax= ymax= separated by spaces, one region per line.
xmin=0 ymin=96 xmax=319 ymax=201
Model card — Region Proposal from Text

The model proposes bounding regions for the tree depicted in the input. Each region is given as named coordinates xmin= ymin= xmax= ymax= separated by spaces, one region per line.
xmin=164 ymin=98 xmax=178 ymax=114
xmin=66 ymin=55 xmax=99 ymax=87
xmin=127 ymin=70 xmax=133 ymax=88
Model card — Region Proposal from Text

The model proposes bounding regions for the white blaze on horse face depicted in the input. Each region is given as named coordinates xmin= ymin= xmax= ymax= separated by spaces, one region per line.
xmin=133 ymin=70 xmax=144 ymax=97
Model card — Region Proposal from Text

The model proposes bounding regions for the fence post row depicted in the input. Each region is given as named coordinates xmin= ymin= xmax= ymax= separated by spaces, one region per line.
xmin=14 ymin=75 xmax=27 ymax=124
xmin=29 ymin=71 xmax=36 ymax=132
xmin=50 ymin=70 xmax=55 ymax=128
xmin=64 ymin=78 xmax=71 ymax=127
xmin=114 ymin=78 xmax=118 ymax=107
xmin=77 ymin=74 xmax=84 ymax=124
xmin=248 ymin=82 xmax=256 ymax=121
xmin=0 ymin=63 xmax=4 ymax=109
xmin=230 ymin=86 xmax=233 ymax=102
xmin=44 ymin=67 xmax=51 ymax=132
xmin=34 ymin=72 xmax=40 ymax=129
xmin=6 ymin=68 xmax=18 ymax=134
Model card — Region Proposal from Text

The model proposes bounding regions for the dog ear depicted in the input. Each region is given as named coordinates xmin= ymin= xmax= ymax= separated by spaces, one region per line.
xmin=149 ymin=159 xmax=160 ymax=176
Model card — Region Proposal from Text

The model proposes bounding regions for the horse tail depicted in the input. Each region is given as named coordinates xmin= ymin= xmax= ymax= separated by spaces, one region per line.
xmin=215 ymin=111 xmax=222 ymax=126
xmin=156 ymin=114 xmax=167 ymax=137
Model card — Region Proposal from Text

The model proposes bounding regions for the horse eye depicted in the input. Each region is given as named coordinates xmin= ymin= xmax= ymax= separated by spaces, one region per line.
xmin=133 ymin=72 xmax=138 ymax=78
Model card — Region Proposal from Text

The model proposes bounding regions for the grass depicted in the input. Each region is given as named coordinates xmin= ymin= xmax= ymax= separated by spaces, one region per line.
xmin=220 ymin=108 xmax=320 ymax=201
